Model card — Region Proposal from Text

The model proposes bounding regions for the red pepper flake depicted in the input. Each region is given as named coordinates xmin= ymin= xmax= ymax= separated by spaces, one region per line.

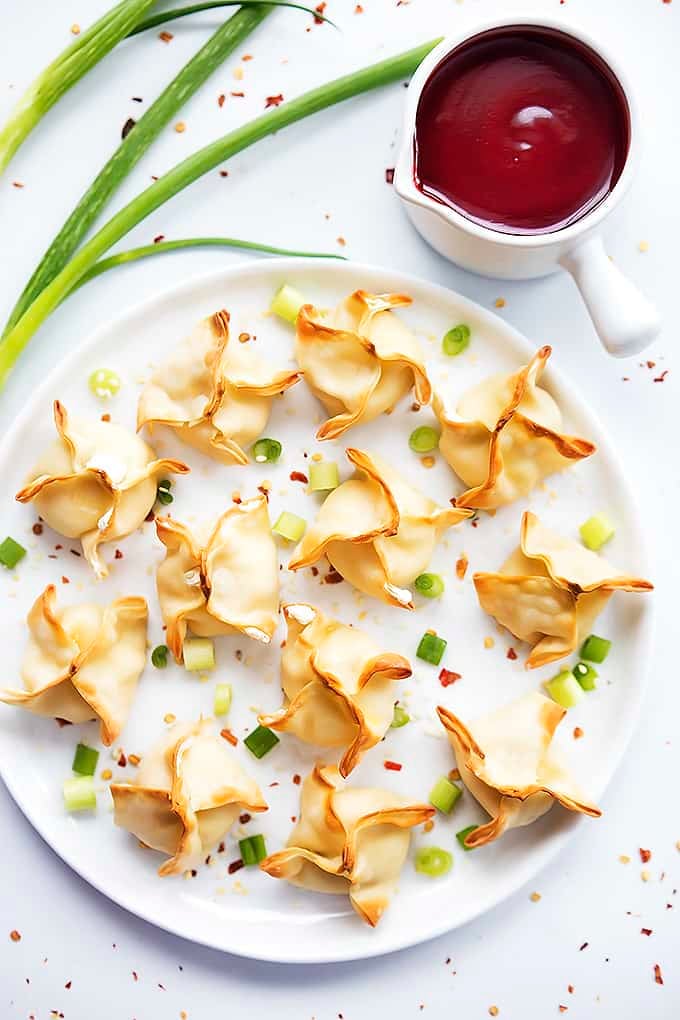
xmin=265 ymin=94 xmax=284 ymax=108
xmin=567 ymin=986 xmax=574 ymax=995
xmin=70 ymin=548 xmax=81 ymax=557
xmin=558 ymin=1008 xmax=568 ymax=1014
xmin=579 ymin=942 xmax=589 ymax=951
xmin=290 ymin=470 xmax=308 ymax=484
xmin=384 ymin=760 xmax=402 ymax=772
xmin=114 ymin=549 xmax=123 ymax=559
xmin=118 ymin=752 xmax=127 ymax=767
xmin=32 ymin=523 xmax=43 ymax=535
xmin=654 ymin=963 xmax=664 ymax=985
xmin=231 ymin=91 xmax=245 ymax=98
xmin=455 ymin=554 xmax=468 ymax=579
xmin=159 ymin=30 xmax=174 ymax=42
xmin=217 ymin=841 xmax=225 ymax=853
xmin=337 ymin=236 xmax=347 ymax=247
xmin=219 ymin=170 xmax=229 ymax=177
xmin=646 ymin=360 xmax=656 ymax=369
xmin=239 ymin=812 xmax=251 ymax=824
xmin=324 ymin=568 xmax=344 ymax=585
xmin=439 ymin=668 xmax=461 ymax=687
xmin=641 ymin=927 xmax=653 ymax=936
xmin=257 ymin=485 xmax=270 ymax=501
xmin=121 ymin=117 xmax=136 ymax=140
xmin=311 ymin=566 xmax=319 ymax=577
xmin=293 ymin=773 xmax=301 ymax=785
xmin=55 ymin=544 xmax=63 ymax=550
xmin=229 ymin=859 xmax=244 ymax=874
xmin=573 ymin=727 xmax=584 ymax=739
xmin=269 ymin=781 xmax=280 ymax=787
xmin=12 ymin=181 xmax=25 ymax=189
xmin=218 ymin=93 xmax=226 ymax=107
xmin=385 ymin=167 xmax=395 ymax=184
xmin=61 ymin=575 xmax=70 ymax=584
xmin=507 ymin=647 xmax=518 ymax=660
xmin=314 ymin=1 xmax=327 ymax=22
xmin=65 ymin=981 xmax=72 ymax=989
xmin=101 ymin=413 xmax=111 ymax=422
xmin=220 ymin=728 xmax=238 ymax=746
xmin=153 ymin=234 xmax=165 ymax=244
xmin=242 ymin=53 xmax=253 ymax=61
xmin=654 ymin=370 xmax=669 ymax=383
xmin=132 ymin=971 xmax=138 ymax=982
xmin=9 ymin=930 xmax=21 ymax=942
xmin=355 ymin=3 xmax=364 ymax=10
xmin=132 ymin=96 xmax=143 ymax=103
xmin=640 ymin=848 xmax=652 ymax=863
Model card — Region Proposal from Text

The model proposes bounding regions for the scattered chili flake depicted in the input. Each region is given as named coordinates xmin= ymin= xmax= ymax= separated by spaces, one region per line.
xmin=175 ymin=121 xmax=186 ymax=133
xmin=257 ymin=485 xmax=270 ymax=501
xmin=567 ymin=986 xmax=574 ymax=995
xmin=494 ymin=297 xmax=506 ymax=308
xmin=61 ymin=575 xmax=70 ymax=584
xmin=314 ymin=1 xmax=327 ymax=22
xmin=311 ymin=566 xmax=319 ymax=576
xmin=337 ymin=236 xmax=347 ymax=247
xmin=239 ymin=812 xmax=251 ymax=824
xmin=243 ymin=54 xmax=253 ymax=61
xmin=355 ymin=2 xmax=364 ymax=9
xmin=219 ymin=170 xmax=229 ymax=177
xmin=235 ymin=649 xmax=243 ymax=661
xmin=32 ymin=523 xmax=43 ymax=535
xmin=384 ymin=760 xmax=402 ymax=772
xmin=10 ymin=930 xmax=21 ymax=942
xmin=507 ymin=646 xmax=518 ymax=660
xmin=646 ymin=360 xmax=656 ymax=369
xmin=293 ymin=773 xmax=301 ymax=785
xmin=455 ymin=554 xmax=468 ymax=579
xmin=231 ymin=91 xmax=245 ymax=97
xmin=114 ymin=548 xmax=123 ymax=560
xmin=70 ymin=548 xmax=81 ymax=557
xmin=229 ymin=858 xmax=245 ymax=874
xmin=324 ymin=568 xmax=344 ymax=584
xmin=439 ymin=668 xmax=461 ymax=687
xmin=558 ymin=1008 xmax=568 ymax=1014
xmin=132 ymin=96 xmax=143 ymax=103
xmin=530 ymin=891 xmax=541 ymax=903
xmin=641 ymin=928 xmax=653 ymax=936
xmin=573 ymin=727 xmax=584 ymax=740
xmin=232 ymin=491 xmax=242 ymax=504
xmin=101 ymin=412 xmax=111 ymax=422
xmin=132 ymin=971 xmax=138 ymax=981
xmin=269 ymin=781 xmax=280 ymax=788
xmin=265 ymin=94 xmax=284 ymax=108
xmin=385 ymin=167 xmax=395 ymax=184
xmin=153 ymin=234 xmax=165 ymax=244
xmin=117 ymin=752 xmax=127 ymax=767
xmin=217 ymin=842 xmax=225 ymax=853
xmin=220 ymin=728 xmax=238 ymax=746
xmin=654 ymin=963 xmax=664 ymax=985
xmin=159 ymin=30 xmax=174 ymax=42
xmin=290 ymin=470 xmax=308 ymax=483
xmin=218 ymin=93 xmax=226 ymax=107
xmin=640 ymin=848 xmax=652 ymax=863
xmin=579 ymin=942 xmax=588 ymax=951
xmin=65 ymin=981 xmax=72 ymax=989
xmin=488 ymin=1008 xmax=499 ymax=1017
xmin=12 ymin=181 xmax=24 ymax=189
xmin=238 ymin=332 xmax=251 ymax=343
xmin=653 ymin=370 xmax=668 ymax=383
xmin=121 ymin=117 xmax=136 ymax=140
xmin=421 ymin=455 xmax=435 ymax=469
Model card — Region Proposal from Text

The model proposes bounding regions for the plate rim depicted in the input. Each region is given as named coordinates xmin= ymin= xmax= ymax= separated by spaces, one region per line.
xmin=0 ymin=257 xmax=654 ymax=963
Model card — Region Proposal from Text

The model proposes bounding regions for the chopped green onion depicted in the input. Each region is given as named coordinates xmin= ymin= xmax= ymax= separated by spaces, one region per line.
xmin=251 ymin=437 xmax=282 ymax=464
xmin=214 ymin=682 xmax=232 ymax=716
xmin=416 ymin=632 xmax=447 ymax=666
xmin=429 ymin=776 xmax=462 ymax=814
xmin=151 ymin=644 xmax=168 ymax=669
xmin=239 ymin=833 xmax=268 ymax=866
xmin=456 ymin=825 xmax=479 ymax=850
xmin=244 ymin=725 xmax=280 ymax=759
xmin=88 ymin=367 xmax=120 ymax=398
xmin=0 ymin=40 xmax=443 ymax=388
xmin=414 ymin=573 xmax=445 ymax=599
xmin=0 ymin=536 xmax=26 ymax=569
xmin=72 ymin=743 xmax=99 ymax=777
xmin=544 ymin=669 xmax=585 ymax=709
xmin=390 ymin=704 xmax=410 ymax=729
xmin=579 ymin=513 xmax=615 ymax=551
xmin=414 ymin=846 xmax=453 ymax=877
xmin=156 ymin=479 xmax=173 ymax=506
xmin=271 ymin=283 xmax=306 ymax=324
xmin=573 ymin=661 xmax=598 ymax=691
xmin=442 ymin=324 xmax=471 ymax=357
xmin=63 ymin=775 xmax=96 ymax=813
xmin=183 ymin=637 xmax=215 ymax=672
xmin=272 ymin=511 xmax=306 ymax=543
xmin=409 ymin=426 xmax=440 ymax=453
xmin=580 ymin=634 xmax=612 ymax=663
xmin=309 ymin=461 xmax=339 ymax=492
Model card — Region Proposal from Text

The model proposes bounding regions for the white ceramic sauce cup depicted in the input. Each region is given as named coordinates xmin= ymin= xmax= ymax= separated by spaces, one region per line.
xmin=393 ymin=16 xmax=660 ymax=358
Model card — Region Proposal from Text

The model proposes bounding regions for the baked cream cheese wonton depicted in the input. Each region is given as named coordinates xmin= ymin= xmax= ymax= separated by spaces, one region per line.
xmin=16 ymin=400 xmax=188 ymax=578
xmin=0 ymin=584 xmax=147 ymax=745
xmin=288 ymin=448 xmax=472 ymax=608
xmin=260 ymin=765 xmax=433 ymax=926
xmin=258 ymin=603 xmax=411 ymax=777
xmin=112 ymin=719 xmax=267 ymax=876
xmin=474 ymin=512 xmax=653 ymax=669
xmin=295 ymin=290 xmax=431 ymax=440
xmin=433 ymin=346 xmax=595 ymax=509
xmin=155 ymin=495 xmax=279 ymax=662
xmin=437 ymin=692 xmax=601 ymax=849
xmin=137 ymin=309 xmax=300 ymax=464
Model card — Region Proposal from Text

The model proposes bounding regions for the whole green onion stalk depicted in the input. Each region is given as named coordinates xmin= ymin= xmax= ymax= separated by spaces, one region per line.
xmin=0 ymin=39 xmax=441 ymax=388
xmin=2 ymin=4 xmax=275 ymax=339
xmin=0 ymin=0 xmax=156 ymax=175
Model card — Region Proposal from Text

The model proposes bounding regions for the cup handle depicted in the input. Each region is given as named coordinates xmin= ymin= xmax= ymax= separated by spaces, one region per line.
xmin=559 ymin=236 xmax=660 ymax=358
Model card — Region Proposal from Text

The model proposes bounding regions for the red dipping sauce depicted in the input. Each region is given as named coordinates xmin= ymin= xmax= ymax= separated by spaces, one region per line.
xmin=414 ymin=27 xmax=630 ymax=235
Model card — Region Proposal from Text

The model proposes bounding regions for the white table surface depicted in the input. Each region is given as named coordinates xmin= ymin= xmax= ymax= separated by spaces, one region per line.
xmin=0 ymin=0 xmax=677 ymax=1016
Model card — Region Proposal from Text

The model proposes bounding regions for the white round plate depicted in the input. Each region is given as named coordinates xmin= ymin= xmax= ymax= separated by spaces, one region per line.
xmin=0 ymin=259 xmax=652 ymax=963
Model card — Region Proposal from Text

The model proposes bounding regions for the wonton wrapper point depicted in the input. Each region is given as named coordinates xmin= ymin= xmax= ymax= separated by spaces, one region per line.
xmin=474 ymin=511 xmax=653 ymax=669
xmin=138 ymin=309 xmax=300 ymax=464
xmin=16 ymin=400 xmax=188 ymax=578
xmin=0 ymin=584 xmax=148 ymax=745
xmin=434 ymin=346 xmax=596 ymax=509
xmin=259 ymin=603 xmax=411 ymax=776
xmin=156 ymin=495 xmax=280 ymax=661
xmin=437 ymin=692 xmax=601 ymax=848
xmin=288 ymin=448 xmax=472 ymax=608
xmin=111 ymin=719 xmax=267 ymax=876
xmin=260 ymin=764 xmax=433 ymax=926
xmin=296 ymin=290 xmax=431 ymax=441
